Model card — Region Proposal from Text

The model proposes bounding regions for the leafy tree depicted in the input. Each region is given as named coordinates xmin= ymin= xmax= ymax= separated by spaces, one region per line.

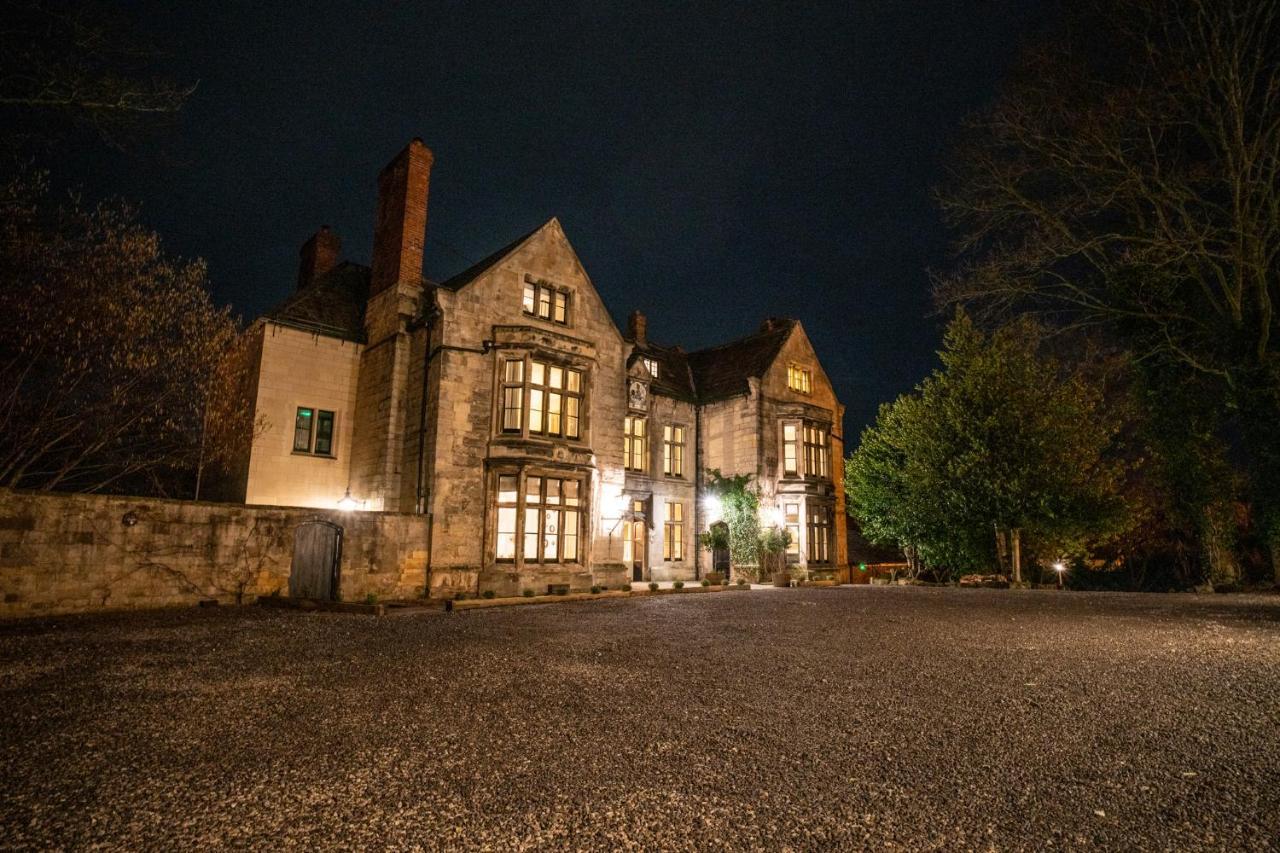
xmin=703 ymin=469 xmax=760 ymax=579
xmin=935 ymin=0 xmax=1280 ymax=581
xmin=0 ymin=170 xmax=255 ymax=495
xmin=846 ymin=313 xmax=1132 ymax=579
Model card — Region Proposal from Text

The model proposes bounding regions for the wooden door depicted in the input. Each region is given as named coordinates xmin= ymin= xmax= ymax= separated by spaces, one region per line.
xmin=289 ymin=519 xmax=343 ymax=600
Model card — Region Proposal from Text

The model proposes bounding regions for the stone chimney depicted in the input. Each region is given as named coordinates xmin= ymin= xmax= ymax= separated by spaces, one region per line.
xmin=628 ymin=310 xmax=647 ymax=345
xmin=296 ymin=226 xmax=341 ymax=290
xmin=370 ymin=138 xmax=434 ymax=297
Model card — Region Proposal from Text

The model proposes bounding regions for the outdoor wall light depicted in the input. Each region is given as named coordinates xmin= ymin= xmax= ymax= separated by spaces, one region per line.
xmin=701 ymin=494 xmax=723 ymax=519
xmin=337 ymin=488 xmax=359 ymax=512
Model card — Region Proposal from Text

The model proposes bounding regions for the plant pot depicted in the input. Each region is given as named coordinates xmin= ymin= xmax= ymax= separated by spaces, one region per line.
xmin=772 ymin=571 xmax=791 ymax=588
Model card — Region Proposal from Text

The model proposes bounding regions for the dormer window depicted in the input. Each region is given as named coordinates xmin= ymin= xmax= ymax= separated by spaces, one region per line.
xmin=522 ymin=279 xmax=569 ymax=324
xmin=787 ymin=364 xmax=813 ymax=394
xmin=642 ymin=357 xmax=660 ymax=378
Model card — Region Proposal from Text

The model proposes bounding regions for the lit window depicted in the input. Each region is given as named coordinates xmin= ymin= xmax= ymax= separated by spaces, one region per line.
xmin=807 ymin=505 xmax=832 ymax=564
xmin=293 ymin=407 xmax=336 ymax=456
xmin=663 ymin=501 xmax=684 ymax=561
xmin=782 ymin=423 xmax=798 ymax=476
xmin=496 ymin=472 xmax=581 ymax=564
xmin=499 ymin=357 xmax=583 ymax=439
xmin=784 ymin=503 xmax=801 ymax=561
xmin=522 ymin=278 xmax=570 ymax=325
xmin=803 ymin=425 xmax=830 ymax=479
xmin=622 ymin=499 xmax=645 ymax=566
xmin=624 ymin=416 xmax=647 ymax=472
xmin=642 ymin=357 xmax=660 ymax=378
xmin=662 ymin=425 xmax=685 ymax=477
xmin=787 ymin=364 xmax=813 ymax=394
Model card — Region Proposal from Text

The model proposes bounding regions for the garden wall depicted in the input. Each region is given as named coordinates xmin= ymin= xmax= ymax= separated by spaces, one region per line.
xmin=0 ymin=489 xmax=431 ymax=619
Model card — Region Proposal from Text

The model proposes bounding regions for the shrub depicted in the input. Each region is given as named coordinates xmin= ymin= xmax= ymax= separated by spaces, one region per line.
xmin=363 ymin=593 xmax=378 ymax=605
xmin=481 ymin=590 xmax=496 ymax=599
xmin=590 ymin=585 xmax=602 ymax=594
xmin=648 ymin=581 xmax=659 ymax=591
xmin=673 ymin=581 xmax=684 ymax=590
xmin=736 ymin=577 xmax=746 ymax=586
xmin=620 ymin=584 xmax=632 ymax=591
xmin=522 ymin=589 xmax=535 ymax=598
xmin=700 ymin=579 xmax=710 ymax=587
xmin=454 ymin=592 xmax=467 ymax=601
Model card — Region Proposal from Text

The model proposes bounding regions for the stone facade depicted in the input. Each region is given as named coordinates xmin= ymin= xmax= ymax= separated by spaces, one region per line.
xmin=235 ymin=138 xmax=850 ymax=598
xmin=0 ymin=488 xmax=428 ymax=618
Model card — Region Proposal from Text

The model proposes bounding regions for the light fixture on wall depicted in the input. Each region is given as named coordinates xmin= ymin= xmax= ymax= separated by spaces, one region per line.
xmin=338 ymin=488 xmax=359 ymax=512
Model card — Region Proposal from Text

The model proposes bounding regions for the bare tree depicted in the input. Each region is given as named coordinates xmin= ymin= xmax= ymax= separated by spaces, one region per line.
xmin=0 ymin=1 xmax=196 ymax=150
xmin=0 ymin=170 xmax=254 ymax=495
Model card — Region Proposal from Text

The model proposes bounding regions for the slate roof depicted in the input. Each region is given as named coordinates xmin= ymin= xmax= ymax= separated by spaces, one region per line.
xmin=264 ymin=262 xmax=370 ymax=342
xmin=437 ymin=222 xmax=546 ymax=291
xmin=629 ymin=342 xmax=697 ymax=402
xmin=685 ymin=319 xmax=795 ymax=402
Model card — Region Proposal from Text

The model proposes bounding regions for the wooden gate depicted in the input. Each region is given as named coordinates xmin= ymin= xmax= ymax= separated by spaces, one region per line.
xmin=289 ymin=519 xmax=343 ymax=600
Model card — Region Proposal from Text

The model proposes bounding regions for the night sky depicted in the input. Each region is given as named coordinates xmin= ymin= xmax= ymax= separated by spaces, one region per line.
xmin=61 ymin=1 xmax=1053 ymax=440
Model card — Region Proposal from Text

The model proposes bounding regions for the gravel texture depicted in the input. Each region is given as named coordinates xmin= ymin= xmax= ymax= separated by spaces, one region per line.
xmin=1 ymin=587 xmax=1278 ymax=850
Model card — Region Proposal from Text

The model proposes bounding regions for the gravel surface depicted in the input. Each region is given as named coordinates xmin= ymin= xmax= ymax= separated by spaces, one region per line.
xmin=1 ymin=587 xmax=1278 ymax=850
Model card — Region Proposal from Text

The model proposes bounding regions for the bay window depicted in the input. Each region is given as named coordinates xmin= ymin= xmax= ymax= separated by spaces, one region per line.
xmin=499 ymin=356 xmax=583 ymax=440
xmin=807 ymin=505 xmax=832 ymax=564
xmin=495 ymin=472 xmax=581 ymax=564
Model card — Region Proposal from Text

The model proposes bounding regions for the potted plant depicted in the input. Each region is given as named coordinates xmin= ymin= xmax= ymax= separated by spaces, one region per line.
xmin=759 ymin=526 xmax=793 ymax=587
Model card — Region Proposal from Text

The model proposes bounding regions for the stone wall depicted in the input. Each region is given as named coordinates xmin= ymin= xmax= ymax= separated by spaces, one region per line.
xmin=0 ymin=489 xmax=430 ymax=619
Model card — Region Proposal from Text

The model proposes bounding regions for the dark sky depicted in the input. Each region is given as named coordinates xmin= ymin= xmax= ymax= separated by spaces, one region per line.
xmin=62 ymin=0 xmax=1053 ymax=440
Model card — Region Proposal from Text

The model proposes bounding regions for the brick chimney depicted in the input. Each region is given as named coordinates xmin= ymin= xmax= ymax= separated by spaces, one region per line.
xmin=296 ymin=226 xmax=341 ymax=290
xmin=628 ymin=310 xmax=647 ymax=345
xmin=370 ymin=138 xmax=434 ymax=297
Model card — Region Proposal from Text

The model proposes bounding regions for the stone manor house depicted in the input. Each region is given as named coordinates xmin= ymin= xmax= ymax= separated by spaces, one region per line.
xmin=231 ymin=139 xmax=849 ymax=596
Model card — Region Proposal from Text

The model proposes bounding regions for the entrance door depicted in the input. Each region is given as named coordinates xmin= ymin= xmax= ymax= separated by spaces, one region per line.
xmin=710 ymin=521 xmax=731 ymax=578
xmin=289 ymin=519 xmax=343 ymax=600
xmin=622 ymin=499 xmax=647 ymax=582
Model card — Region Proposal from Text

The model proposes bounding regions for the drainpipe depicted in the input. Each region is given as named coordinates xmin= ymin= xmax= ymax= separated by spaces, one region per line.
xmin=694 ymin=403 xmax=703 ymax=580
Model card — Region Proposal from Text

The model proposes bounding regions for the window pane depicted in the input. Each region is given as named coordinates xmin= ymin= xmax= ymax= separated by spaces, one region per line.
xmin=622 ymin=522 xmax=632 ymax=563
xmin=502 ymin=387 xmax=523 ymax=431
xmin=548 ymin=365 xmax=563 ymax=389
xmin=566 ymin=396 xmax=580 ymax=439
xmin=545 ymin=478 xmax=561 ymax=505
xmin=529 ymin=389 xmax=544 ymax=433
xmin=543 ymin=509 xmax=560 ymax=560
xmin=526 ymin=476 xmax=542 ymax=503
xmin=564 ymin=480 xmax=579 ymax=506
xmin=563 ymin=511 xmax=578 ymax=561
xmin=530 ymin=361 xmax=545 ymax=385
xmin=293 ymin=408 xmax=313 ymax=452
xmin=553 ymin=291 xmax=567 ymax=323
xmin=498 ymin=475 xmax=517 ymax=504
xmin=497 ymin=507 xmax=517 ymax=559
xmin=504 ymin=359 xmax=524 ymax=383
xmin=522 ymin=283 xmax=535 ymax=314
xmin=314 ymin=411 xmax=334 ymax=455
xmin=524 ymin=508 xmax=540 ymax=561
xmin=567 ymin=370 xmax=581 ymax=393
xmin=547 ymin=392 xmax=562 ymax=435
xmin=538 ymin=288 xmax=552 ymax=319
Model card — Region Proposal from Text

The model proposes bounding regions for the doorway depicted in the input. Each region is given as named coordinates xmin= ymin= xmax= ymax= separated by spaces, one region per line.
xmin=289 ymin=519 xmax=343 ymax=600
xmin=622 ymin=499 xmax=647 ymax=582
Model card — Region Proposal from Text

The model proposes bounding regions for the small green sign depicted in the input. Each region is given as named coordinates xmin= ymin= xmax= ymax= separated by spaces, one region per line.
xmin=858 ymin=562 xmax=867 ymax=572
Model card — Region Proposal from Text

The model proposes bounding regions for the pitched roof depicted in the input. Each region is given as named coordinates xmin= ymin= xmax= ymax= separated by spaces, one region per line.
xmin=686 ymin=319 xmax=795 ymax=402
xmin=437 ymin=221 xmax=548 ymax=291
xmin=264 ymin=261 xmax=370 ymax=342
xmin=629 ymin=342 xmax=697 ymax=402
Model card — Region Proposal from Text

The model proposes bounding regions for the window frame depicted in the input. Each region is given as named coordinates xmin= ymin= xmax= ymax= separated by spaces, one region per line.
xmin=787 ymin=364 xmax=813 ymax=395
xmin=497 ymin=355 xmax=584 ymax=441
xmin=293 ymin=406 xmax=336 ymax=457
xmin=493 ymin=470 xmax=583 ymax=565
xmin=663 ymin=501 xmax=684 ymax=562
xmin=642 ymin=357 xmax=660 ymax=378
xmin=807 ymin=504 xmax=832 ymax=564
xmin=782 ymin=422 xmax=799 ymax=477
xmin=624 ymin=415 xmax=648 ymax=472
xmin=803 ymin=424 xmax=830 ymax=480
xmin=662 ymin=424 xmax=685 ymax=478
xmin=522 ymin=278 xmax=571 ymax=326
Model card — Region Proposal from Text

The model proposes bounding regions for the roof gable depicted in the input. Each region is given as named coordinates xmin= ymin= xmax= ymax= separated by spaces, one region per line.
xmin=687 ymin=319 xmax=795 ymax=402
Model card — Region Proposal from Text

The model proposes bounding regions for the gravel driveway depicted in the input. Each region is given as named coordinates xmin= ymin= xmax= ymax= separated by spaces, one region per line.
xmin=1 ymin=587 xmax=1278 ymax=850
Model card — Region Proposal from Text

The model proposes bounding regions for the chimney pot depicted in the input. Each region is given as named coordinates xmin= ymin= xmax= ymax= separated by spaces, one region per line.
xmin=628 ymin=310 xmax=647 ymax=345
xmin=297 ymin=225 xmax=342 ymax=290
xmin=370 ymin=138 xmax=434 ymax=297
